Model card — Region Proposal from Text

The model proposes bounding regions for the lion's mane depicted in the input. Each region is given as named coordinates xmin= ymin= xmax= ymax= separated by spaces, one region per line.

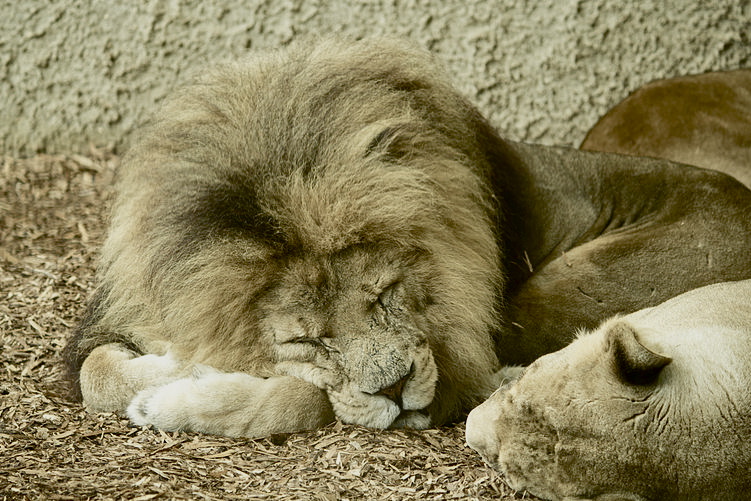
xmin=65 ymin=37 xmax=508 ymax=427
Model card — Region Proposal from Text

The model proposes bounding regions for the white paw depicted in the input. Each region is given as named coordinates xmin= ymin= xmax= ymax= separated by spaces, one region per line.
xmin=127 ymin=352 xmax=183 ymax=386
xmin=127 ymin=378 xmax=198 ymax=431
xmin=126 ymin=371 xmax=234 ymax=431
xmin=127 ymin=370 xmax=276 ymax=428
xmin=125 ymin=371 xmax=330 ymax=437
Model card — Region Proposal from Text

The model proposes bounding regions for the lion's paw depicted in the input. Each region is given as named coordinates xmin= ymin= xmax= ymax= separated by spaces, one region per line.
xmin=327 ymin=384 xmax=401 ymax=429
xmin=126 ymin=371 xmax=334 ymax=437
xmin=127 ymin=378 xmax=196 ymax=431
xmin=274 ymin=361 xmax=341 ymax=390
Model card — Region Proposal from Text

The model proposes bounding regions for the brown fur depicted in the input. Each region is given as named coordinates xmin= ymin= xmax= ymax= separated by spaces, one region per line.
xmin=581 ymin=69 xmax=751 ymax=187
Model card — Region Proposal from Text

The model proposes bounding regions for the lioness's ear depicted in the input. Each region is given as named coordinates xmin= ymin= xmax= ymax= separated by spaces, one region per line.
xmin=606 ymin=321 xmax=671 ymax=386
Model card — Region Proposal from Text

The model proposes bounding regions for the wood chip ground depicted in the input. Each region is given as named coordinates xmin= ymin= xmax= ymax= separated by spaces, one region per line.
xmin=0 ymin=151 xmax=537 ymax=500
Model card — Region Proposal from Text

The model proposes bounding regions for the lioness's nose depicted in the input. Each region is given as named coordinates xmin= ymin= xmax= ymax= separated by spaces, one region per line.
xmin=465 ymin=401 xmax=500 ymax=467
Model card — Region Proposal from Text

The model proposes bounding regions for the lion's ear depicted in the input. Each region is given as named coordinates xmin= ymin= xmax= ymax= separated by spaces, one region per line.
xmin=605 ymin=321 xmax=671 ymax=386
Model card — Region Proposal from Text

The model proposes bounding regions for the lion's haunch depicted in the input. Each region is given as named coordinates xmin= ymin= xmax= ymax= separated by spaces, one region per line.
xmin=581 ymin=69 xmax=751 ymax=188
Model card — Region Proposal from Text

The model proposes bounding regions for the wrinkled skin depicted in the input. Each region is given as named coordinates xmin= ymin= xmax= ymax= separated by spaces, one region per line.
xmin=467 ymin=280 xmax=751 ymax=501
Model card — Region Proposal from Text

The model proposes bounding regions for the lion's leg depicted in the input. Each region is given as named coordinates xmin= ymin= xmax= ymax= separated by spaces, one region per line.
xmin=127 ymin=372 xmax=335 ymax=438
xmin=79 ymin=343 xmax=187 ymax=413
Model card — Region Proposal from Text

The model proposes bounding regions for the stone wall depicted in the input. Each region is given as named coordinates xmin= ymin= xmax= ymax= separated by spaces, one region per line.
xmin=2 ymin=0 xmax=749 ymax=155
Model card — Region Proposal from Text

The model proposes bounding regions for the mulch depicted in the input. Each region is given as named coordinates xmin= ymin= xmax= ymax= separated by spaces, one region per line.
xmin=0 ymin=152 xmax=533 ymax=500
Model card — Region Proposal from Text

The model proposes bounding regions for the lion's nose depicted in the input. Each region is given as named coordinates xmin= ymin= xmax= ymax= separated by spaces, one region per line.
xmin=373 ymin=363 xmax=415 ymax=406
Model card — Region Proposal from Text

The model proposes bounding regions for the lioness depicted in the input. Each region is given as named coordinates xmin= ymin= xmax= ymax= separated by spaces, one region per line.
xmin=581 ymin=69 xmax=751 ymax=187
xmin=64 ymin=38 xmax=751 ymax=438
xmin=466 ymin=279 xmax=751 ymax=501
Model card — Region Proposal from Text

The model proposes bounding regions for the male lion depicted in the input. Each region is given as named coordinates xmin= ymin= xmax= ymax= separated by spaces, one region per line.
xmin=466 ymin=279 xmax=751 ymax=501
xmin=64 ymin=38 xmax=751 ymax=438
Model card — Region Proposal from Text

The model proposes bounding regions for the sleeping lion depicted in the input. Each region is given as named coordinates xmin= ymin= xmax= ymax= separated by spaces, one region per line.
xmin=64 ymin=37 xmax=751 ymax=438
xmin=466 ymin=279 xmax=751 ymax=501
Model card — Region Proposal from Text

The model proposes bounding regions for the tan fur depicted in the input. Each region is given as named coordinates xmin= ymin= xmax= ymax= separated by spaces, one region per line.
xmin=65 ymin=38 xmax=751 ymax=439
xmin=467 ymin=280 xmax=751 ymax=500
xmin=581 ymin=69 xmax=751 ymax=187
xmin=64 ymin=37 xmax=503 ymax=437
xmin=79 ymin=344 xmax=181 ymax=412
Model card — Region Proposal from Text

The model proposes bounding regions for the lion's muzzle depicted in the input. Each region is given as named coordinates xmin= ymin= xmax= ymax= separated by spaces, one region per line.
xmin=327 ymin=332 xmax=437 ymax=429
xmin=275 ymin=320 xmax=438 ymax=429
xmin=365 ymin=362 xmax=414 ymax=407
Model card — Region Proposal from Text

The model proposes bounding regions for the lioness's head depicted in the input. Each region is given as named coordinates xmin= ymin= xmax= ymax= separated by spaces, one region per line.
xmin=96 ymin=37 xmax=504 ymax=429
xmin=467 ymin=280 xmax=751 ymax=500
xmin=466 ymin=320 xmax=670 ymax=500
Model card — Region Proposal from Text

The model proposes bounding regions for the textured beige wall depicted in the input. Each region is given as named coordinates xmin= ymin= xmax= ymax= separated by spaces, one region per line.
xmin=2 ymin=0 xmax=750 ymax=156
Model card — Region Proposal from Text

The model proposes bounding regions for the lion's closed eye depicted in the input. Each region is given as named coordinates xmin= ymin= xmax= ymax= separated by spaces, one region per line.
xmin=365 ymin=280 xmax=401 ymax=311
xmin=377 ymin=282 xmax=399 ymax=308
xmin=288 ymin=336 xmax=338 ymax=354
xmin=287 ymin=336 xmax=321 ymax=346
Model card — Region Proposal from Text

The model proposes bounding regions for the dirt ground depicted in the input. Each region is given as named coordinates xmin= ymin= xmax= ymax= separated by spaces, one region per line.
xmin=0 ymin=151 xmax=534 ymax=500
